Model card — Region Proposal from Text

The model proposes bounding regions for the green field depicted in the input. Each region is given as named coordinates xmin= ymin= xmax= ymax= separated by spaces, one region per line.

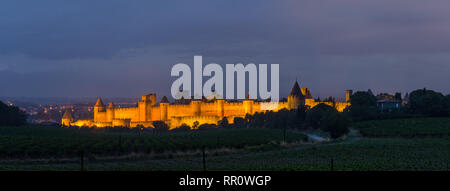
xmin=0 ymin=118 xmax=449 ymax=171
xmin=355 ymin=118 xmax=450 ymax=137
xmin=0 ymin=126 xmax=307 ymax=159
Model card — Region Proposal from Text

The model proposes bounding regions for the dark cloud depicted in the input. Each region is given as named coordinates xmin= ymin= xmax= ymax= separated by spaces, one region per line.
xmin=1 ymin=0 xmax=450 ymax=98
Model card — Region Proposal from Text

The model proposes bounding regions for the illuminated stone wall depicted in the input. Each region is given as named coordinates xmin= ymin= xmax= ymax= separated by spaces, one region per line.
xmin=65 ymin=86 xmax=351 ymax=128
xmin=304 ymin=99 xmax=350 ymax=112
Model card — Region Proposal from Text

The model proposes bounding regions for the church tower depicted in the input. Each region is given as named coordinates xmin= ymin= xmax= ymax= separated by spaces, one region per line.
xmin=61 ymin=109 xmax=73 ymax=127
xmin=287 ymin=80 xmax=305 ymax=110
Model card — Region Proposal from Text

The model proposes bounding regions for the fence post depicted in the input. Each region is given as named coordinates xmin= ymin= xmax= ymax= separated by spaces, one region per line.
xmin=330 ymin=158 xmax=334 ymax=171
xmin=217 ymin=136 xmax=220 ymax=147
xmin=202 ymin=146 xmax=206 ymax=171
xmin=80 ymin=150 xmax=84 ymax=171
xmin=118 ymin=135 xmax=122 ymax=155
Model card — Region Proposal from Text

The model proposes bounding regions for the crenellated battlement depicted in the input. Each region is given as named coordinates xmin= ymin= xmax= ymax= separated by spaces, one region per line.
xmin=63 ymin=80 xmax=351 ymax=129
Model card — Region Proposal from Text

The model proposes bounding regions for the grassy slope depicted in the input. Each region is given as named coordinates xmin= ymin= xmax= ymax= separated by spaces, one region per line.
xmin=0 ymin=126 xmax=307 ymax=159
xmin=355 ymin=118 xmax=450 ymax=137
xmin=0 ymin=118 xmax=449 ymax=171
xmin=2 ymin=137 xmax=448 ymax=171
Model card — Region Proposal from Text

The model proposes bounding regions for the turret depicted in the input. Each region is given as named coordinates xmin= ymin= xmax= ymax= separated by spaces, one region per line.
xmin=160 ymin=96 xmax=169 ymax=121
xmin=216 ymin=99 xmax=225 ymax=117
xmin=141 ymin=94 xmax=157 ymax=106
xmin=287 ymin=80 xmax=305 ymax=110
xmin=345 ymin=90 xmax=353 ymax=102
xmin=301 ymin=88 xmax=312 ymax=99
xmin=106 ymin=102 xmax=115 ymax=121
xmin=243 ymin=93 xmax=254 ymax=114
xmin=61 ymin=110 xmax=73 ymax=127
xmin=94 ymin=97 xmax=105 ymax=122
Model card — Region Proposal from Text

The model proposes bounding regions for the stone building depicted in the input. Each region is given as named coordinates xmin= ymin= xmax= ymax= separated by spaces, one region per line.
xmin=63 ymin=81 xmax=351 ymax=129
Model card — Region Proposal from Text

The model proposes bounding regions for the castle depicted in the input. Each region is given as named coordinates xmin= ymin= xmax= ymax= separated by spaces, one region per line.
xmin=62 ymin=81 xmax=351 ymax=129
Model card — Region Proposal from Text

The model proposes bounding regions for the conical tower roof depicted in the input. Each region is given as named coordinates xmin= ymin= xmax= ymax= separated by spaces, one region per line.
xmin=95 ymin=97 xmax=104 ymax=107
xmin=108 ymin=102 xmax=115 ymax=108
xmin=160 ymin=96 xmax=169 ymax=103
xmin=62 ymin=110 xmax=73 ymax=120
xmin=290 ymin=81 xmax=304 ymax=98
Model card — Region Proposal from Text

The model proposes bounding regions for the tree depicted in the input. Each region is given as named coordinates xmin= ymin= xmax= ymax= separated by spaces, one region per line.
xmin=305 ymin=103 xmax=350 ymax=138
xmin=344 ymin=91 xmax=379 ymax=121
xmin=198 ymin=123 xmax=217 ymax=130
xmin=394 ymin=92 xmax=402 ymax=101
xmin=0 ymin=101 xmax=27 ymax=127
xmin=233 ymin=117 xmax=247 ymax=128
xmin=444 ymin=95 xmax=450 ymax=116
xmin=350 ymin=91 xmax=377 ymax=106
xmin=408 ymin=88 xmax=446 ymax=117
xmin=305 ymin=103 xmax=337 ymax=129
xmin=192 ymin=121 xmax=200 ymax=130
xmin=296 ymin=104 xmax=307 ymax=121
xmin=321 ymin=111 xmax=350 ymax=139
xmin=152 ymin=121 xmax=169 ymax=132
xmin=172 ymin=123 xmax=191 ymax=132
xmin=218 ymin=117 xmax=229 ymax=128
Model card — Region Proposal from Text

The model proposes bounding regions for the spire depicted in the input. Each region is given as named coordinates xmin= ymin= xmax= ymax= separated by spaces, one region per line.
xmin=95 ymin=97 xmax=104 ymax=107
xmin=403 ymin=93 xmax=409 ymax=101
xmin=290 ymin=80 xmax=304 ymax=98
xmin=160 ymin=96 xmax=169 ymax=103
xmin=108 ymin=102 xmax=115 ymax=108
xmin=62 ymin=109 xmax=73 ymax=120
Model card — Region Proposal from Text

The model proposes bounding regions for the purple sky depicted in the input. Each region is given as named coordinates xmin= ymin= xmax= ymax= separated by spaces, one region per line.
xmin=1 ymin=0 xmax=450 ymax=99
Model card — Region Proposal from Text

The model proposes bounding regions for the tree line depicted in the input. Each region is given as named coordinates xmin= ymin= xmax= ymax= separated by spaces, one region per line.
xmin=0 ymin=101 xmax=27 ymax=126
xmin=3 ymin=88 xmax=448 ymax=139
xmin=153 ymin=103 xmax=350 ymax=139
xmin=346 ymin=88 xmax=450 ymax=121
xmin=157 ymin=88 xmax=450 ymax=139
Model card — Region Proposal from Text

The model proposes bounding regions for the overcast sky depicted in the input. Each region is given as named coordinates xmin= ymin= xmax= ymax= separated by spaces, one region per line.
xmin=1 ymin=0 xmax=450 ymax=99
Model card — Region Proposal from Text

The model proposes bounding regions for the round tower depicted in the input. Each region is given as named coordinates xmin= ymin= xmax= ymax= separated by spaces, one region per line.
xmin=216 ymin=99 xmax=225 ymax=117
xmin=61 ymin=109 xmax=73 ymax=127
xmin=160 ymin=96 xmax=169 ymax=121
xmin=287 ymin=80 xmax=305 ymax=110
xmin=94 ymin=97 xmax=105 ymax=122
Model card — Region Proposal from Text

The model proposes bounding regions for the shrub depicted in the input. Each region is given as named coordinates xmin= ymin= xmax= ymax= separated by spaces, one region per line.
xmin=152 ymin=121 xmax=169 ymax=132
xmin=172 ymin=123 xmax=191 ymax=132
xmin=197 ymin=123 xmax=217 ymax=130
xmin=233 ymin=117 xmax=247 ymax=128
xmin=306 ymin=103 xmax=350 ymax=138
xmin=218 ymin=117 xmax=229 ymax=129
